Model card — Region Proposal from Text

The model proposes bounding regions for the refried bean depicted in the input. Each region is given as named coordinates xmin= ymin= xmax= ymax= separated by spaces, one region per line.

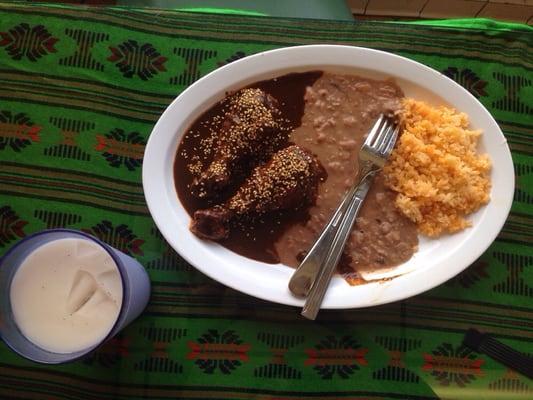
xmin=274 ymin=73 xmax=418 ymax=280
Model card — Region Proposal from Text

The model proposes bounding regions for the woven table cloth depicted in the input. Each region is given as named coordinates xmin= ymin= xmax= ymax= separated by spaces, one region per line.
xmin=0 ymin=3 xmax=532 ymax=399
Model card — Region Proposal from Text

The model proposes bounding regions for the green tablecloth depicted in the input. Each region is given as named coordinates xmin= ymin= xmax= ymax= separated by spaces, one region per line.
xmin=0 ymin=3 xmax=532 ymax=399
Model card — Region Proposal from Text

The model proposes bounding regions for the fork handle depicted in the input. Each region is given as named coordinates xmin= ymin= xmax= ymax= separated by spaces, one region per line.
xmin=301 ymin=172 xmax=374 ymax=320
xmin=288 ymin=184 xmax=357 ymax=297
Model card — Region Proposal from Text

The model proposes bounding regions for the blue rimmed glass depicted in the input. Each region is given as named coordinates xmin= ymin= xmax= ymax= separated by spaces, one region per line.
xmin=0 ymin=229 xmax=150 ymax=364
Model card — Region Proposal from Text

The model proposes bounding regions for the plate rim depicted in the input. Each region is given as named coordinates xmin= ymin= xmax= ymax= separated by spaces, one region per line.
xmin=142 ymin=44 xmax=514 ymax=308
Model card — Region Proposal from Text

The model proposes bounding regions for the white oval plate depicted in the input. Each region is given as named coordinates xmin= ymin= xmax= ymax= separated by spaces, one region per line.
xmin=143 ymin=45 xmax=514 ymax=309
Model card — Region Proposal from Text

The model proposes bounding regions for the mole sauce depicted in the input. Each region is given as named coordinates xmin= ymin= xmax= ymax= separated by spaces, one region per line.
xmin=174 ymin=71 xmax=323 ymax=263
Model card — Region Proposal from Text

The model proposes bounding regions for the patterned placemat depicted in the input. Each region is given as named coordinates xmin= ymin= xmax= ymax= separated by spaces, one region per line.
xmin=0 ymin=3 xmax=532 ymax=399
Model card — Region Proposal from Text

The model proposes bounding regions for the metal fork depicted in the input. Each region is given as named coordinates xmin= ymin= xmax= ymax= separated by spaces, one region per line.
xmin=287 ymin=114 xmax=399 ymax=320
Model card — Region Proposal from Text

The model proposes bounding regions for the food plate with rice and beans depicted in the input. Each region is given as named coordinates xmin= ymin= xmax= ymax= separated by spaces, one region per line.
xmin=143 ymin=45 xmax=514 ymax=308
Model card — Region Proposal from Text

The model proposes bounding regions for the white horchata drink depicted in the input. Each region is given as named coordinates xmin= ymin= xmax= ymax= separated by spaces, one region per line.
xmin=9 ymin=238 xmax=123 ymax=354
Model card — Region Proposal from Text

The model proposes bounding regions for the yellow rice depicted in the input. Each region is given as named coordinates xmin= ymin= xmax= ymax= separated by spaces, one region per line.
xmin=384 ymin=99 xmax=491 ymax=237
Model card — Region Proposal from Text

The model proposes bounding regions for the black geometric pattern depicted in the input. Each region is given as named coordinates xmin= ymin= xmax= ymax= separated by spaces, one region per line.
xmin=96 ymin=128 xmax=145 ymax=171
xmin=140 ymin=327 xmax=187 ymax=342
xmin=514 ymin=163 xmax=532 ymax=205
xmin=0 ymin=110 xmax=40 ymax=152
xmin=489 ymin=373 xmax=533 ymax=394
xmin=146 ymin=250 xmax=192 ymax=272
xmin=373 ymin=336 xmax=421 ymax=383
xmin=107 ymin=40 xmax=167 ymax=81
xmin=493 ymin=72 xmax=532 ymax=114
xmin=82 ymin=333 xmax=128 ymax=368
xmin=0 ymin=23 xmax=58 ymax=61
xmin=492 ymin=252 xmax=533 ymax=297
xmin=423 ymin=343 xmax=484 ymax=387
xmin=43 ymin=117 xmax=93 ymax=161
xmin=34 ymin=210 xmax=82 ymax=229
xmin=0 ymin=205 xmax=27 ymax=247
xmin=446 ymin=258 xmax=489 ymax=289
xmin=254 ymin=333 xmax=304 ymax=379
xmin=83 ymin=220 xmax=144 ymax=256
xmin=189 ymin=330 xmax=249 ymax=375
xmin=443 ymin=67 xmax=488 ymax=98
xmin=217 ymin=50 xmax=246 ymax=67
xmin=147 ymin=226 xmax=192 ymax=271
xmin=135 ymin=357 xmax=183 ymax=374
xmin=108 ymin=40 xmax=167 ymax=80
xmin=170 ymin=47 xmax=217 ymax=86
xmin=306 ymin=336 xmax=367 ymax=379
xmin=60 ymin=29 xmax=109 ymax=71
xmin=134 ymin=327 xmax=186 ymax=374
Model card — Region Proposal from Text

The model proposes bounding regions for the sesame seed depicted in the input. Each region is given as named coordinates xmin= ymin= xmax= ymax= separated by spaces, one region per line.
xmin=227 ymin=145 xmax=318 ymax=215
xmin=190 ymin=87 xmax=291 ymax=195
